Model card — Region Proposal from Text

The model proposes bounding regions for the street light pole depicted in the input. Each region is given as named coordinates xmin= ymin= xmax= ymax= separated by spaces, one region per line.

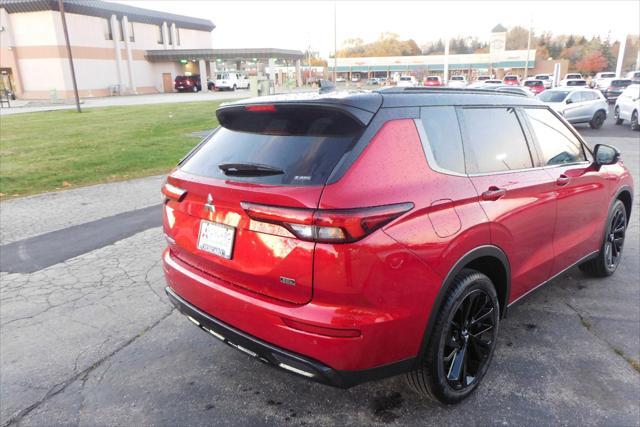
xmin=524 ymin=22 xmax=532 ymax=79
xmin=333 ymin=1 xmax=337 ymax=83
xmin=58 ymin=0 xmax=81 ymax=112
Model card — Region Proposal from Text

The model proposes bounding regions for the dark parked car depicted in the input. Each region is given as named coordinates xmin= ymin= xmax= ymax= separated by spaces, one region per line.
xmin=603 ymin=79 xmax=633 ymax=103
xmin=175 ymin=75 xmax=202 ymax=92
xmin=162 ymin=87 xmax=633 ymax=404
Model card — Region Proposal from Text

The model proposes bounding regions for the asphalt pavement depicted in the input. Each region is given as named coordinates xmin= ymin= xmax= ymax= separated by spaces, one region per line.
xmin=0 ymin=111 xmax=639 ymax=426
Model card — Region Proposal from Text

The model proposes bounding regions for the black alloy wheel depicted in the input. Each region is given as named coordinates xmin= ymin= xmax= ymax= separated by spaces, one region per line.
xmin=580 ymin=199 xmax=627 ymax=277
xmin=604 ymin=206 xmax=626 ymax=271
xmin=406 ymin=269 xmax=499 ymax=404
xmin=442 ymin=289 xmax=497 ymax=390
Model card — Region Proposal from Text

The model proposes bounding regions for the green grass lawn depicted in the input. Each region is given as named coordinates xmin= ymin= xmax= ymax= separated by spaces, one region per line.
xmin=0 ymin=101 xmax=224 ymax=199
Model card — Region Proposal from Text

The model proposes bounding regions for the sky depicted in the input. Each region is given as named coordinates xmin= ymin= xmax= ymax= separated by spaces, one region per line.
xmin=113 ymin=1 xmax=640 ymax=57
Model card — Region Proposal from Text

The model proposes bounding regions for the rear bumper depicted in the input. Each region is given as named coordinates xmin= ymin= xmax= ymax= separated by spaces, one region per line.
xmin=165 ymin=286 xmax=415 ymax=388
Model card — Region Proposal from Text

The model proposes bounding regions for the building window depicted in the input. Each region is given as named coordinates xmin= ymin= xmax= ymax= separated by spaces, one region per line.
xmin=156 ymin=24 xmax=164 ymax=44
xmin=118 ymin=19 xmax=124 ymax=41
xmin=176 ymin=27 xmax=180 ymax=46
xmin=128 ymin=21 xmax=135 ymax=42
xmin=103 ymin=18 xmax=112 ymax=40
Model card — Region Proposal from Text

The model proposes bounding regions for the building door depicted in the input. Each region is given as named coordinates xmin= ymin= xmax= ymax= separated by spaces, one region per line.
xmin=162 ymin=73 xmax=173 ymax=93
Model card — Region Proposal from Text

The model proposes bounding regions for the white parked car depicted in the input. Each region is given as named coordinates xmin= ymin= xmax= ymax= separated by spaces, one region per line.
xmin=534 ymin=73 xmax=553 ymax=89
xmin=624 ymin=70 xmax=640 ymax=83
xmin=397 ymin=75 xmax=418 ymax=87
xmin=614 ymin=84 xmax=640 ymax=130
xmin=538 ymin=88 xmax=608 ymax=128
xmin=592 ymin=72 xmax=617 ymax=90
xmin=214 ymin=72 xmax=250 ymax=91
xmin=335 ymin=77 xmax=346 ymax=83
xmin=467 ymin=79 xmax=502 ymax=88
xmin=559 ymin=73 xmax=583 ymax=86
xmin=448 ymin=75 xmax=467 ymax=88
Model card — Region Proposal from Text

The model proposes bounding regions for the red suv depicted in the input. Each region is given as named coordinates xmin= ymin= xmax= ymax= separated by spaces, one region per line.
xmin=163 ymin=88 xmax=633 ymax=404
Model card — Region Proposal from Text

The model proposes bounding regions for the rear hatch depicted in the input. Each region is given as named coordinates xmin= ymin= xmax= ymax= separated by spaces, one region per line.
xmin=164 ymin=100 xmax=377 ymax=304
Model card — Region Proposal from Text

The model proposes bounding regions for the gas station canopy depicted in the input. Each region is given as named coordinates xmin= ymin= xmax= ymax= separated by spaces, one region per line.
xmin=145 ymin=48 xmax=305 ymax=62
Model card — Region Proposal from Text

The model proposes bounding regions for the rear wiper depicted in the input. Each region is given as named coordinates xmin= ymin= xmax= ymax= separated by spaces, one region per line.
xmin=218 ymin=163 xmax=284 ymax=176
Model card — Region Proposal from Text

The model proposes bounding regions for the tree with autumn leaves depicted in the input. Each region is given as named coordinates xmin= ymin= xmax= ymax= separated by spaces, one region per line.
xmin=332 ymin=26 xmax=639 ymax=76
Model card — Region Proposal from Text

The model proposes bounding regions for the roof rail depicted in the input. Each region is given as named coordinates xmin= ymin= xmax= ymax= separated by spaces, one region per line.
xmin=375 ymin=86 xmax=529 ymax=97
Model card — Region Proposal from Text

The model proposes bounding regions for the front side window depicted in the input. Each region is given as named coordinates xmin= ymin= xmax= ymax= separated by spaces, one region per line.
xmin=461 ymin=107 xmax=533 ymax=174
xmin=420 ymin=106 xmax=465 ymax=174
xmin=524 ymin=108 xmax=586 ymax=166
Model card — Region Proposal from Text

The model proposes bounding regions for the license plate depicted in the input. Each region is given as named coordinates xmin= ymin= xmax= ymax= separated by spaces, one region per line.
xmin=197 ymin=220 xmax=235 ymax=259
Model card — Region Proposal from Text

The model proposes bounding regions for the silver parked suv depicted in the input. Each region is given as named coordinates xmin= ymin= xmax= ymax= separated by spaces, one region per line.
xmin=538 ymin=88 xmax=608 ymax=129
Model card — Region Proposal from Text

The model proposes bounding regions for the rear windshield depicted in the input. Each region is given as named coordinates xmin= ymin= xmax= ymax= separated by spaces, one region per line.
xmin=539 ymin=91 xmax=569 ymax=102
xmin=524 ymin=80 xmax=542 ymax=86
xmin=216 ymin=73 xmax=229 ymax=79
xmin=535 ymin=75 xmax=549 ymax=80
xmin=567 ymin=80 xmax=586 ymax=86
xmin=400 ymin=77 xmax=412 ymax=81
xmin=180 ymin=106 xmax=362 ymax=186
xmin=504 ymin=76 xmax=518 ymax=81
xmin=478 ymin=76 xmax=490 ymax=81
xmin=566 ymin=74 xmax=581 ymax=79
xmin=427 ymin=77 xmax=439 ymax=81
xmin=451 ymin=76 xmax=464 ymax=80
xmin=611 ymin=79 xmax=632 ymax=87
xmin=601 ymin=73 xmax=616 ymax=78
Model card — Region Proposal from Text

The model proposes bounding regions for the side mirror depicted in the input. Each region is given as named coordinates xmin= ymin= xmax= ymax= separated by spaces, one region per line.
xmin=594 ymin=144 xmax=620 ymax=166
xmin=565 ymin=98 xmax=573 ymax=104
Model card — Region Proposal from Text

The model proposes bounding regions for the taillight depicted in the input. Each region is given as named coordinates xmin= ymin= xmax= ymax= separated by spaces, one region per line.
xmin=245 ymin=104 xmax=276 ymax=112
xmin=162 ymin=182 xmax=187 ymax=202
xmin=241 ymin=202 xmax=413 ymax=243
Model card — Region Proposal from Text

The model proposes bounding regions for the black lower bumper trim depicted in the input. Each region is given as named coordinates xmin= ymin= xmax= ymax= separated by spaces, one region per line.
xmin=165 ymin=287 xmax=415 ymax=388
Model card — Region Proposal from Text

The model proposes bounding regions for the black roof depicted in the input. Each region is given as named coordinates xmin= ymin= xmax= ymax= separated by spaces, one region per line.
xmin=226 ymin=88 xmax=542 ymax=110
xmin=0 ymin=0 xmax=215 ymax=32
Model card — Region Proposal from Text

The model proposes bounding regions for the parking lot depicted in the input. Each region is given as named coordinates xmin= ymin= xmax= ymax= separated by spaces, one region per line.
xmin=1 ymin=108 xmax=639 ymax=426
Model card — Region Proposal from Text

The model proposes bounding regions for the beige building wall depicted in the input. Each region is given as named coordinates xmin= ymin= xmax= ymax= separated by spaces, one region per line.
xmin=0 ymin=7 xmax=213 ymax=99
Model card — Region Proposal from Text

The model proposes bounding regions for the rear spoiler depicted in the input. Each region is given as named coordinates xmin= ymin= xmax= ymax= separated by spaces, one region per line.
xmin=216 ymin=98 xmax=382 ymax=127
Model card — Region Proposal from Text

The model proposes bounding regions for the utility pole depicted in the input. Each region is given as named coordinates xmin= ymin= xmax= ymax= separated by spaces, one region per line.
xmin=616 ymin=34 xmax=627 ymax=77
xmin=524 ymin=21 xmax=532 ymax=79
xmin=333 ymin=1 xmax=337 ymax=83
xmin=58 ymin=0 xmax=81 ymax=112
xmin=443 ymin=36 xmax=449 ymax=84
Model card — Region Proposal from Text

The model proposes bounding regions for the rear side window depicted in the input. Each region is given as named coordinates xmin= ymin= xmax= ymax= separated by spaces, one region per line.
xmin=181 ymin=106 xmax=362 ymax=186
xmin=524 ymin=108 xmax=586 ymax=165
xmin=461 ymin=107 xmax=533 ymax=174
xmin=420 ymin=106 xmax=465 ymax=174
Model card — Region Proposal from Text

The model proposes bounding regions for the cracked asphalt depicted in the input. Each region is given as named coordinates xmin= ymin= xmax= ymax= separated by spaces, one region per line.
xmin=1 ymin=119 xmax=639 ymax=426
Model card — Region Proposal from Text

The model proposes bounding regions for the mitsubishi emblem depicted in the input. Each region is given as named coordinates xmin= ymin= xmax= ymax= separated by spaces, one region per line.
xmin=204 ymin=194 xmax=215 ymax=214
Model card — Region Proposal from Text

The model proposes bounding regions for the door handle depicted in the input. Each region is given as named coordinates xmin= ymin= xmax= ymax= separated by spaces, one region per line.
xmin=481 ymin=186 xmax=506 ymax=201
xmin=556 ymin=175 xmax=570 ymax=186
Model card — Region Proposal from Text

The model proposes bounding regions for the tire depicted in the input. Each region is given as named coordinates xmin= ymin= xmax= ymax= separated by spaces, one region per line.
xmin=232 ymin=85 xmax=237 ymax=91
xmin=192 ymin=86 xmax=198 ymax=93
xmin=579 ymin=199 xmax=627 ymax=277
xmin=247 ymin=84 xmax=250 ymax=90
xmin=589 ymin=110 xmax=606 ymax=129
xmin=406 ymin=269 xmax=499 ymax=404
xmin=614 ymin=107 xmax=623 ymax=125
xmin=631 ymin=111 xmax=639 ymax=131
